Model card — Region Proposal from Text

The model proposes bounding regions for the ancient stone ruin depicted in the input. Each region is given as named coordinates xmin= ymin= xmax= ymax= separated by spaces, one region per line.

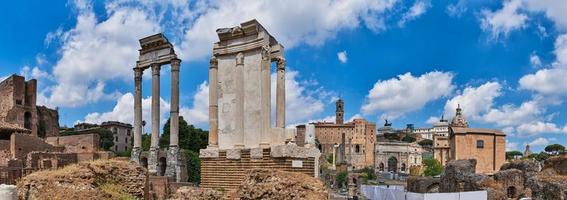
xmin=130 ymin=33 xmax=186 ymax=182
xmin=199 ymin=19 xmax=321 ymax=190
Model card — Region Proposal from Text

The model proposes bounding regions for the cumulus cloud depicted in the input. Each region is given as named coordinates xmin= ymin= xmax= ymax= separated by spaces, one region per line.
xmin=527 ymin=137 xmax=550 ymax=147
xmin=482 ymin=98 xmax=544 ymax=127
xmin=443 ymin=82 xmax=502 ymax=120
xmin=480 ymin=0 xmax=528 ymax=39
xmin=529 ymin=53 xmax=542 ymax=68
xmin=520 ymin=34 xmax=567 ymax=95
xmin=398 ymin=0 xmax=430 ymax=27
xmin=178 ymin=0 xmax=399 ymax=61
xmin=19 ymin=66 xmax=51 ymax=80
xmin=337 ymin=51 xmax=348 ymax=63
xmin=46 ymin=2 xmax=160 ymax=107
xmin=524 ymin=0 xmax=567 ymax=31
xmin=506 ymin=141 xmax=519 ymax=151
xmin=180 ymin=82 xmax=209 ymax=126
xmin=362 ymin=71 xmax=454 ymax=119
xmin=516 ymin=121 xmax=566 ymax=137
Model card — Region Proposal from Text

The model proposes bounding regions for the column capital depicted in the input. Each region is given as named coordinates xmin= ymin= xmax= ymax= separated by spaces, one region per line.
xmin=151 ymin=64 xmax=161 ymax=75
xmin=171 ymin=59 xmax=181 ymax=71
xmin=209 ymin=56 xmax=218 ymax=69
xmin=133 ymin=68 xmax=143 ymax=79
xmin=261 ymin=45 xmax=271 ymax=61
xmin=236 ymin=52 xmax=244 ymax=65
xmin=275 ymin=57 xmax=286 ymax=70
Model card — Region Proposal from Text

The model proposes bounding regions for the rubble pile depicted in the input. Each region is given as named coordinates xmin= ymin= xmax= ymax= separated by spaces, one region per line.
xmin=526 ymin=155 xmax=567 ymax=200
xmin=17 ymin=159 xmax=145 ymax=200
xmin=236 ymin=169 xmax=328 ymax=200
xmin=170 ymin=186 xmax=224 ymax=200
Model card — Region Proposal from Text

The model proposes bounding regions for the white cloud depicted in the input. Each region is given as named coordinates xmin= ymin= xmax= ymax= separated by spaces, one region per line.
xmin=19 ymin=66 xmax=51 ymax=80
xmin=444 ymin=81 xmax=502 ymax=120
xmin=46 ymin=2 xmax=160 ymax=107
xmin=446 ymin=0 xmax=467 ymax=17
xmin=527 ymin=137 xmax=550 ymax=147
xmin=524 ymin=0 xmax=567 ymax=31
xmin=516 ymin=121 xmax=565 ymax=137
xmin=178 ymin=0 xmax=399 ymax=61
xmin=480 ymin=0 xmax=528 ymax=39
xmin=482 ymin=98 xmax=544 ymax=127
xmin=180 ymin=81 xmax=209 ymax=126
xmin=84 ymin=93 xmax=171 ymax=133
xmin=529 ymin=52 xmax=542 ymax=68
xmin=520 ymin=34 xmax=567 ymax=95
xmin=272 ymin=70 xmax=332 ymax=125
xmin=426 ymin=116 xmax=440 ymax=124
xmin=337 ymin=51 xmax=348 ymax=63
xmin=362 ymin=71 xmax=454 ymax=119
xmin=398 ymin=0 xmax=430 ymax=27
xmin=506 ymin=141 xmax=519 ymax=151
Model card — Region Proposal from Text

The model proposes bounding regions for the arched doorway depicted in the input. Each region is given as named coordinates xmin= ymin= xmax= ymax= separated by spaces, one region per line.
xmin=159 ymin=157 xmax=167 ymax=176
xmin=140 ymin=157 xmax=148 ymax=169
xmin=401 ymin=163 xmax=406 ymax=172
xmin=24 ymin=112 xmax=32 ymax=130
xmin=379 ymin=163 xmax=384 ymax=171
xmin=388 ymin=157 xmax=398 ymax=173
xmin=507 ymin=186 xmax=516 ymax=198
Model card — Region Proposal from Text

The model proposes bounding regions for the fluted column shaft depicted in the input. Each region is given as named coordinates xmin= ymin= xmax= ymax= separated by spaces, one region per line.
xmin=276 ymin=57 xmax=286 ymax=128
xmin=208 ymin=56 xmax=219 ymax=148
xmin=260 ymin=47 xmax=271 ymax=147
xmin=151 ymin=64 xmax=161 ymax=149
xmin=133 ymin=68 xmax=143 ymax=149
xmin=170 ymin=59 xmax=181 ymax=147
xmin=234 ymin=52 xmax=245 ymax=148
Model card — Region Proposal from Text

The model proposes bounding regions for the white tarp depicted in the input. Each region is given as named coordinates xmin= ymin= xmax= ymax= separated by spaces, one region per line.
xmin=361 ymin=185 xmax=487 ymax=200
xmin=0 ymin=184 xmax=17 ymax=200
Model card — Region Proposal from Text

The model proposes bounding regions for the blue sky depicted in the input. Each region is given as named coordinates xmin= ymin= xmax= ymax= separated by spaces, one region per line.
xmin=1 ymin=0 xmax=566 ymax=153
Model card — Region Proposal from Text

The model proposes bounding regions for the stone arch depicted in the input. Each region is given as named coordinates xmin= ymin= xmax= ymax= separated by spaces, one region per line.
xmin=379 ymin=163 xmax=384 ymax=171
xmin=388 ymin=157 xmax=398 ymax=173
xmin=507 ymin=186 xmax=516 ymax=198
xmin=140 ymin=157 xmax=148 ymax=169
xmin=158 ymin=157 xmax=167 ymax=176
xmin=401 ymin=163 xmax=406 ymax=172
xmin=24 ymin=111 xmax=32 ymax=130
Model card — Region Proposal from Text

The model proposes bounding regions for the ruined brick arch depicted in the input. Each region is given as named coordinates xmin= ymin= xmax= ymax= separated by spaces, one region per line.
xmin=24 ymin=111 xmax=32 ymax=130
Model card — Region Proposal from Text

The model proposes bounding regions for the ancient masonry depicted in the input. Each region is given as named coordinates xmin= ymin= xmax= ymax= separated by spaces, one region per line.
xmin=130 ymin=34 xmax=184 ymax=182
xmin=199 ymin=19 xmax=320 ymax=189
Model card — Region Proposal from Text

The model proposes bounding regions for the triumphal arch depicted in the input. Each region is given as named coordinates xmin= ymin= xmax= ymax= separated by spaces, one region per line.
xmin=130 ymin=33 xmax=185 ymax=182
xmin=199 ymin=19 xmax=320 ymax=189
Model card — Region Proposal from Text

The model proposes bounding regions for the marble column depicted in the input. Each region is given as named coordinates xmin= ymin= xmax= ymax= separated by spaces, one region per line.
xmin=208 ymin=56 xmax=219 ymax=148
xmin=276 ymin=57 xmax=286 ymax=128
xmin=149 ymin=64 xmax=161 ymax=174
xmin=234 ymin=52 xmax=245 ymax=148
xmin=260 ymin=47 xmax=271 ymax=148
xmin=166 ymin=59 xmax=182 ymax=181
xmin=169 ymin=59 xmax=180 ymax=147
xmin=131 ymin=67 xmax=143 ymax=163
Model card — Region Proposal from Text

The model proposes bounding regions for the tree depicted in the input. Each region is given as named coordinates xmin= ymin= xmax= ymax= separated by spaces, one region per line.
xmin=160 ymin=117 xmax=208 ymax=152
xmin=418 ymin=139 xmax=433 ymax=147
xmin=535 ymin=152 xmax=551 ymax=162
xmin=184 ymin=150 xmax=201 ymax=183
xmin=402 ymin=134 xmax=416 ymax=143
xmin=141 ymin=133 xmax=151 ymax=151
xmin=384 ymin=133 xmax=400 ymax=141
xmin=544 ymin=144 xmax=565 ymax=155
xmin=506 ymin=151 xmax=523 ymax=160
xmin=360 ymin=167 xmax=376 ymax=183
xmin=423 ymin=158 xmax=443 ymax=176
xmin=336 ymin=171 xmax=347 ymax=189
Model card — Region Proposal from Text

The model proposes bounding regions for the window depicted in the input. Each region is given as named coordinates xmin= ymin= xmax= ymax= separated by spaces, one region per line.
xmin=127 ymin=129 xmax=131 ymax=136
xmin=125 ymin=138 xmax=127 ymax=143
xmin=115 ymin=136 xmax=118 ymax=142
xmin=476 ymin=140 xmax=484 ymax=148
xmin=16 ymin=99 xmax=22 ymax=105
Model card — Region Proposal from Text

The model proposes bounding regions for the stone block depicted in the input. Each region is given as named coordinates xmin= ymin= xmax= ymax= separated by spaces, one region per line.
xmin=199 ymin=148 xmax=219 ymax=158
xmin=226 ymin=149 xmax=241 ymax=160
xmin=131 ymin=147 xmax=142 ymax=163
xmin=250 ymin=148 xmax=263 ymax=159
xmin=270 ymin=144 xmax=320 ymax=158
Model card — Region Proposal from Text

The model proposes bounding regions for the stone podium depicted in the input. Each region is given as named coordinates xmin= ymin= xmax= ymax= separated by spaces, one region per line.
xmin=199 ymin=19 xmax=320 ymax=190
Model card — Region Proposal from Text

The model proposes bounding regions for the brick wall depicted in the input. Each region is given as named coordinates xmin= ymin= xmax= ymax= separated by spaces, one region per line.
xmin=10 ymin=133 xmax=56 ymax=161
xmin=45 ymin=133 xmax=99 ymax=153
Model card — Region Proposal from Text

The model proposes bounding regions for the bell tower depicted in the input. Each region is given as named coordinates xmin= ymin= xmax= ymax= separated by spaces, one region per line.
xmin=336 ymin=98 xmax=344 ymax=124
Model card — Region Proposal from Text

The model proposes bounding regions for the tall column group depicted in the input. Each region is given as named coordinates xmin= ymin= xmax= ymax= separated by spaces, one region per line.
xmin=131 ymin=58 xmax=182 ymax=180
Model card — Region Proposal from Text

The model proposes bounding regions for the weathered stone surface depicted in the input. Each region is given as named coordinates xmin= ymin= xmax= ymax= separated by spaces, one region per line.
xmin=226 ymin=149 xmax=241 ymax=160
xmin=170 ymin=186 xmax=223 ymax=200
xmin=527 ymin=174 xmax=567 ymax=200
xmin=406 ymin=176 xmax=440 ymax=193
xmin=494 ymin=169 xmax=527 ymax=199
xmin=199 ymin=148 xmax=219 ymax=158
xmin=270 ymin=143 xmax=321 ymax=158
xmin=440 ymin=159 xmax=477 ymax=192
xmin=500 ymin=159 xmax=540 ymax=176
xmin=237 ymin=169 xmax=328 ymax=200
xmin=250 ymin=148 xmax=263 ymax=159
xmin=17 ymin=159 xmax=145 ymax=200
xmin=165 ymin=146 xmax=181 ymax=181
xmin=543 ymin=155 xmax=567 ymax=175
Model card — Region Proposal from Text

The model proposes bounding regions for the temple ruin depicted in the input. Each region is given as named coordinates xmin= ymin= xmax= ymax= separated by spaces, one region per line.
xmin=130 ymin=34 xmax=185 ymax=182
xmin=199 ymin=19 xmax=320 ymax=189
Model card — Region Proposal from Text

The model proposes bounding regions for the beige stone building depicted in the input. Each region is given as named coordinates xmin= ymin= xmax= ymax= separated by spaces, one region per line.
xmin=101 ymin=121 xmax=133 ymax=153
xmin=447 ymin=105 xmax=506 ymax=174
xmin=374 ymin=141 xmax=425 ymax=173
xmin=0 ymin=75 xmax=59 ymax=138
xmin=296 ymin=99 xmax=376 ymax=170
